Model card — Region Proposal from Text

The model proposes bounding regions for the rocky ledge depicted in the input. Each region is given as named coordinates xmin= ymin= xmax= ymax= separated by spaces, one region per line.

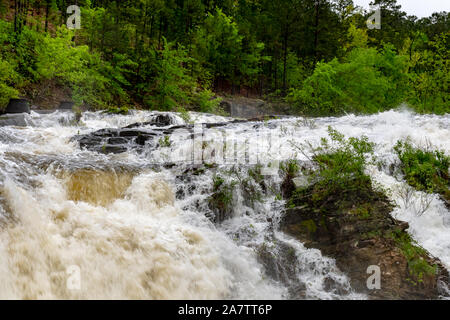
xmin=281 ymin=175 xmax=449 ymax=299
xmin=72 ymin=114 xmax=280 ymax=154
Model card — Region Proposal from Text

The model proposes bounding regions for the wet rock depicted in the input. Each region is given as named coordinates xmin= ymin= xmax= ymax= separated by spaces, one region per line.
xmin=107 ymin=137 xmax=129 ymax=145
xmin=100 ymin=145 xmax=129 ymax=154
xmin=150 ymin=113 xmax=174 ymax=127
xmin=73 ymin=117 xmax=278 ymax=155
xmin=0 ymin=113 xmax=29 ymax=126
xmin=4 ymin=98 xmax=30 ymax=114
xmin=256 ymin=240 xmax=307 ymax=299
xmin=281 ymin=178 xmax=449 ymax=300
xmin=73 ymin=127 xmax=160 ymax=154
xmin=125 ymin=113 xmax=174 ymax=128
xmin=59 ymin=101 xmax=75 ymax=110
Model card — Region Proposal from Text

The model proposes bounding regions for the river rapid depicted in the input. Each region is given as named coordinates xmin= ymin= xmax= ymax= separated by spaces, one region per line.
xmin=0 ymin=109 xmax=448 ymax=299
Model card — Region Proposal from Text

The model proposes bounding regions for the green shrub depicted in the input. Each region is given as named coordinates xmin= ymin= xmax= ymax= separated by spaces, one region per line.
xmin=105 ymin=106 xmax=129 ymax=115
xmin=208 ymin=175 xmax=236 ymax=220
xmin=0 ymin=59 xmax=19 ymax=110
xmin=394 ymin=140 xmax=449 ymax=200
xmin=35 ymin=26 xmax=130 ymax=109
xmin=158 ymin=136 xmax=172 ymax=148
xmin=289 ymin=127 xmax=375 ymax=205
xmin=389 ymin=229 xmax=437 ymax=282
xmin=406 ymin=33 xmax=449 ymax=115
xmin=193 ymin=89 xmax=223 ymax=114
xmin=288 ymin=46 xmax=409 ymax=116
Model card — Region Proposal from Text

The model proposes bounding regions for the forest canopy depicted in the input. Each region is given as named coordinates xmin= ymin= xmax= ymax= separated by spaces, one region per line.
xmin=0 ymin=0 xmax=448 ymax=115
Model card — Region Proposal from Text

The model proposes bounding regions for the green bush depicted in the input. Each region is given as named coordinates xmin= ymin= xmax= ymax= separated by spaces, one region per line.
xmin=0 ymin=59 xmax=19 ymax=110
xmin=146 ymin=39 xmax=224 ymax=114
xmin=406 ymin=33 xmax=449 ymax=115
xmin=208 ymin=175 xmax=235 ymax=220
xmin=289 ymin=127 xmax=375 ymax=204
xmin=394 ymin=140 xmax=449 ymax=200
xmin=193 ymin=89 xmax=223 ymax=114
xmin=105 ymin=106 xmax=129 ymax=115
xmin=36 ymin=26 xmax=129 ymax=108
xmin=288 ymin=46 xmax=409 ymax=116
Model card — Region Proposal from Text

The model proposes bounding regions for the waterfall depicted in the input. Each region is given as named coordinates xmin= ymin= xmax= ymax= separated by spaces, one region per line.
xmin=0 ymin=109 xmax=448 ymax=299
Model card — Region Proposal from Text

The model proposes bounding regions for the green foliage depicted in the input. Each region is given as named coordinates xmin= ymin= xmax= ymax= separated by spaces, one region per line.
xmin=147 ymin=39 xmax=195 ymax=110
xmin=299 ymin=219 xmax=317 ymax=234
xmin=0 ymin=59 xmax=19 ymax=110
xmin=290 ymin=127 xmax=375 ymax=204
xmin=145 ymin=39 xmax=222 ymax=113
xmin=192 ymin=8 xmax=266 ymax=88
xmin=288 ymin=46 xmax=410 ymax=115
xmin=394 ymin=140 xmax=449 ymax=200
xmin=177 ymin=106 xmax=192 ymax=124
xmin=280 ymin=160 xmax=300 ymax=178
xmin=193 ymin=89 xmax=223 ymax=114
xmin=208 ymin=175 xmax=235 ymax=218
xmin=390 ymin=229 xmax=437 ymax=281
xmin=0 ymin=1 xmax=447 ymax=115
xmin=349 ymin=203 xmax=372 ymax=219
xmin=406 ymin=33 xmax=449 ymax=115
xmin=36 ymin=26 xmax=129 ymax=108
xmin=105 ymin=106 xmax=129 ymax=115
xmin=158 ymin=135 xmax=171 ymax=148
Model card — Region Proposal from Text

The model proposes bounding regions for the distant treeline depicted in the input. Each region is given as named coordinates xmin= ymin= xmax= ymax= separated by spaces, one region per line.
xmin=0 ymin=0 xmax=448 ymax=115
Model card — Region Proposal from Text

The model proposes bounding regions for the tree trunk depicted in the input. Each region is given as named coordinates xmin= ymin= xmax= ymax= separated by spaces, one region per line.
xmin=282 ymin=25 xmax=289 ymax=95
xmin=14 ymin=0 xmax=17 ymax=32
xmin=45 ymin=0 xmax=50 ymax=32
xmin=313 ymin=0 xmax=320 ymax=64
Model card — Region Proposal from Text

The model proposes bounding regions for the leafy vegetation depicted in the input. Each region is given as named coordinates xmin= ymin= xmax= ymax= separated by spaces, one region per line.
xmin=208 ymin=175 xmax=235 ymax=222
xmin=158 ymin=135 xmax=172 ymax=148
xmin=394 ymin=140 xmax=449 ymax=201
xmin=0 ymin=1 xmax=448 ymax=115
xmin=284 ymin=130 xmax=439 ymax=285
xmin=105 ymin=106 xmax=129 ymax=115
xmin=389 ymin=229 xmax=437 ymax=282
xmin=289 ymin=127 xmax=375 ymax=206
xmin=288 ymin=44 xmax=411 ymax=115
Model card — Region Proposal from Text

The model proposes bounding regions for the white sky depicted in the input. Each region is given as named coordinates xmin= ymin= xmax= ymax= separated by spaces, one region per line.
xmin=353 ymin=0 xmax=449 ymax=18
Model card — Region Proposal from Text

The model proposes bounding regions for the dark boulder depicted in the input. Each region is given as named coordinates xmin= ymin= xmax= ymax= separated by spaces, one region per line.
xmin=59 ymin=101 xmax=75 ymax=110
xmin=5 ymin=99 xmax=30 ymax=114
xmin=150 ymin=113 xmax=173 ymax=126
xmin=73 ymin=127 xmax=160 ymax=154
xmin=256 ymin=240 xmax=308 ymax=299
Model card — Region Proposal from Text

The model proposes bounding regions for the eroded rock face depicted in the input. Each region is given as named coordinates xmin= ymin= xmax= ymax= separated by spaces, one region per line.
xmin=281 ymin=178 xmax=449 ymax=300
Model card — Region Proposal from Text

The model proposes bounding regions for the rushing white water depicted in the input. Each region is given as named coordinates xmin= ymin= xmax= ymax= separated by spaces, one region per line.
xmin=0 ymin=108 xmax=448 ymax=299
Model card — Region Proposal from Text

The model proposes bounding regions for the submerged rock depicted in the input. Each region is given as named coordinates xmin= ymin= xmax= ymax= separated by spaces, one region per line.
xmin=72 ymin=117 xmax=271 ymax=154
xmin=281 ymin=177 xmax=449 ymax=299
xmin=73 ymin=127 xmax=159 ymax=154
xmin=0 ymin=113 xmax=30 ymax=126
